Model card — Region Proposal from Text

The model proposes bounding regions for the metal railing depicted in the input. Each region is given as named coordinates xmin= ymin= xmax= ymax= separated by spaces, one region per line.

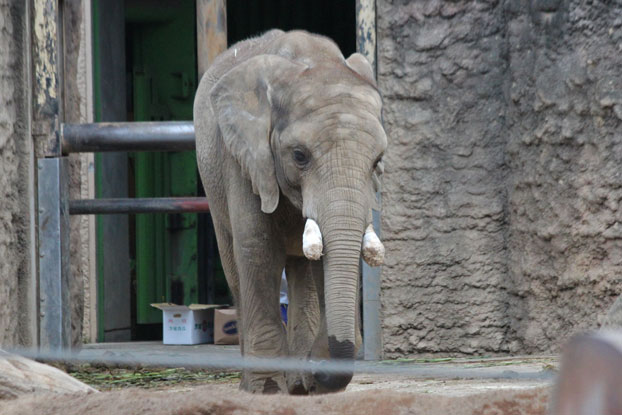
xmin=60 ymin=121 xmax=205 ymax=216
xmin=69 ymin=197 xmax=210 ymax=215
xmin=38 ymin=121 xmax=210 ymax=349
xmin=61 ymin=121 xmax=195 ymax=154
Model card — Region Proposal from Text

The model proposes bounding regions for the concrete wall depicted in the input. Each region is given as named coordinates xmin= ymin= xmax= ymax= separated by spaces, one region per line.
xmin=64 ymin=0 xmax=94 ymax=345
xmin=0 ymin=0 xmax=36 ymax=347
xmin=504 ymin=0 xmax=622 ymax=353
xmin=378 ymin=0 xmax=622 ymax=356
xmin=0 ymin=0 xmax=93 ymax=348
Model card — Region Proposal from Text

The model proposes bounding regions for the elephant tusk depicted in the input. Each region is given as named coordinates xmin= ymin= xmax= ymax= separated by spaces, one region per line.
xmin=303 ymin=218 xmax=323 ymax=260
xmin=362 ymin=224 xmax=385 ymax=267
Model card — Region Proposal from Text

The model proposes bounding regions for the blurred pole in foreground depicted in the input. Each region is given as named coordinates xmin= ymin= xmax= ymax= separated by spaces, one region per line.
xmin=551 ymin=331 xmax=622 ymax=415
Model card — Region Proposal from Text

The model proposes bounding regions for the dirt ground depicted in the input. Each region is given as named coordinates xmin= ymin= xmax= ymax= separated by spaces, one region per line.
xmin=3 ymin=355 xmax=555 ymax=414
xmin=2 ymin=381 xmax=551 ymax=415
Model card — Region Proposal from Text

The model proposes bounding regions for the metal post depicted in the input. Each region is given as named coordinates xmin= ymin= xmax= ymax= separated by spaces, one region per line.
xmin=362 ymin=213 xmax=383 ymax=361
xmin=196 ymin=0 xmax=228 ymax=80
xmin=37 ymin=157 xmax=71 ymax=350
xmin=356 ymin=0 xmax=377 ymax=70
xmin=357 ymin=0 xmax=382 ymax=361
xmin=32 ymin=0 xmax=62 ymax=157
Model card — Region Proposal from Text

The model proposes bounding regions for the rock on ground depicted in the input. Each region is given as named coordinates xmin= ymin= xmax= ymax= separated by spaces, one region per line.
xmin=0 ymin=350 xmax=96 ymax=400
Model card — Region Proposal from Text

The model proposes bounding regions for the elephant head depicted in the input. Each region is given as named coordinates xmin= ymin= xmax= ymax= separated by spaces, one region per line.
xmin=209 ymin=40 xmax=387 ymax=392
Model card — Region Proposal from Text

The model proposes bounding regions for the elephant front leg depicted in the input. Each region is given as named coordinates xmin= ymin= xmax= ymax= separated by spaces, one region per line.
xmin=233 ymin=233 xmax=287 ymax=394
xmin=284 ymin=257 xmax=322 ymax=394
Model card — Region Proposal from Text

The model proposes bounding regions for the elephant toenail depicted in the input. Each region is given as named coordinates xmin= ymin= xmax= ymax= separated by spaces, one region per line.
xmin=289 ymin=379 xmax=308 ymax=395
xmin=263 ymin=377 xmax=279 ymax=394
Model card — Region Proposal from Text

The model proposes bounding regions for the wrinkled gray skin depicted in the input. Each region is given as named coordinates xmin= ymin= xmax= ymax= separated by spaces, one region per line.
xmin=194 ymin=30 xmax=387 ymax=394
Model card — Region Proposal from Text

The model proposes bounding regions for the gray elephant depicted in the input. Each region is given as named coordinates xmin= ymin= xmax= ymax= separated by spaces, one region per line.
xmin=194 ymin=30 xmax=387 ymax=394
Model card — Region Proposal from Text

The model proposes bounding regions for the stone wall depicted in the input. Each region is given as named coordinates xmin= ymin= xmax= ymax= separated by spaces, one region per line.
xmin=378 ymin=0 xmax=622 ymax=356
xmin=64 ymin=0 xmax=93 ymax=346
xmin=0 ymin=0 xmax=92 ymax=347
xmin=0 ymin=0 xmax=35 ymax=346
xmin=504 ymin=0 xmax=622 ymax=353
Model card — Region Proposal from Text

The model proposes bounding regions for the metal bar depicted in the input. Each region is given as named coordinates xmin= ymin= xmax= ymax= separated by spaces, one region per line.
xmin=363 ymin=211 xmax=383 ymax=361
xmin=69 ymin=197 xmax=210 ymax=215
xmin=38 ymin=158 xmax=72 ymax=350
xmin=8 ymin=346 xmax=557 ymax=381
xmin=357 ymin=0 xmax=382 ymax=361
xmin=61 ymin=121 xmax=195 ymax=154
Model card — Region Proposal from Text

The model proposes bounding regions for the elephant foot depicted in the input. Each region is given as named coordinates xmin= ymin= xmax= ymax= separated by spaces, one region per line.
xmin=240 ymin=370 xmax=287 ymax=394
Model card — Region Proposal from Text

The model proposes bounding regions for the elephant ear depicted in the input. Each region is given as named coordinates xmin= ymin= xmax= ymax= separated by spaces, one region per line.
xmin=345 ymin=53 xmax=376 ymax=87
xmin=210 ymin=55 xmax=306 ymax=213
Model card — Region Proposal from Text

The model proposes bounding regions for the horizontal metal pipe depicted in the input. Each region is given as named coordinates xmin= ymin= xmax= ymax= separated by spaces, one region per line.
xmin=7 ymin=346 xmax=557 ymax=381
xmin=61 ymin=121 xmax=195 ymax=153
xmin=69 ymin=197 xmax=210 ymax=215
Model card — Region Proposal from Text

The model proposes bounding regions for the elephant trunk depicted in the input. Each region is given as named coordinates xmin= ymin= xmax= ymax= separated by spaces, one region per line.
xmin=313 ymin=185 xmax=367 ymax=391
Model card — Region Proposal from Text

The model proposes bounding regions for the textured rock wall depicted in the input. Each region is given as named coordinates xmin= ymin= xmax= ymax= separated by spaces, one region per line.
xmin=378 ymin=0 xmax=622 ymax=356
xmin=64 ymin=0 xmax=91 ymax=346
xmin=0 ymin=0 xmax=92 ymax=347
xmin=504 ymin=0 xmax=622 ymax=352
xmin=0 ymin=0 xmax=33 ymax=346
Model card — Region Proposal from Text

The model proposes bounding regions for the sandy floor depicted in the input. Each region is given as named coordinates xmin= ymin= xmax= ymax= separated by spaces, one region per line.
xmin=151 ymin=372 xmax=551 ymax=398
xmin=3 ymin=381 xmax=551 ymax=415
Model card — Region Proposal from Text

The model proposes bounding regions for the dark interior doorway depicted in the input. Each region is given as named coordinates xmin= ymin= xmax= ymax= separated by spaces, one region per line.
xmin=123 ymin=0 xmax=230 ymax=341
xmin=226 ymin=1 xmax=356 ymax=56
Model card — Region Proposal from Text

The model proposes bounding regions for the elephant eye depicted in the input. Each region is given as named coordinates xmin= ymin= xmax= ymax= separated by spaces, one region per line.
xmin=293 ymin=149 xmax=310 ymax=167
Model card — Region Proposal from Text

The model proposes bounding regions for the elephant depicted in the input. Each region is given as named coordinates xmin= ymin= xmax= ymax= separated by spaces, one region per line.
xmin=193 ymin=29 xmax=387 ymax=394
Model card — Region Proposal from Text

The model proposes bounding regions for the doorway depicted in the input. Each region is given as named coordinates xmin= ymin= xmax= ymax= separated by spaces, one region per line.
xmin=226 ymin=0 xmax=355 ymax=54
xmin=93 ymin=0 xmax=357 ymax=342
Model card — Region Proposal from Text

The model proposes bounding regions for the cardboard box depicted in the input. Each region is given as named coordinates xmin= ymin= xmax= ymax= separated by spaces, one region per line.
xmin=214 ymin=308 xmax=239 ymax=345
xmin=151 ymin=303 xmax=221 ymax=345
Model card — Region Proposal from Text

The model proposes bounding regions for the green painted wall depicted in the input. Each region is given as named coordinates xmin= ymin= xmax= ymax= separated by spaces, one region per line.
xmin=126 ymin=0 xmax=199 ymax=325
